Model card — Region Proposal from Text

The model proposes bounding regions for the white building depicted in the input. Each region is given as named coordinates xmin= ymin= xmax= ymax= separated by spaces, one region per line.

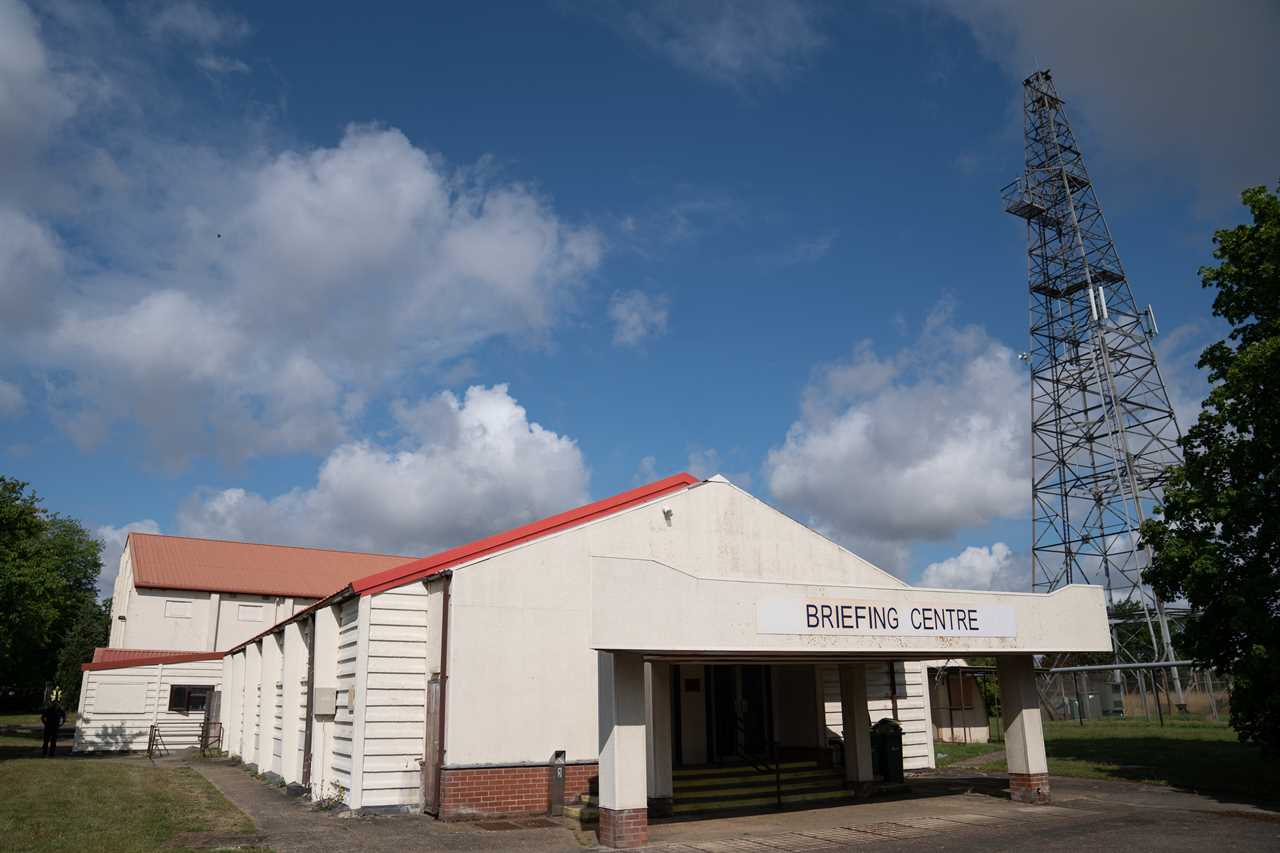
xmin=107 ymin=532 xmax=411 ymax=651
xmin=213 ymin=473 xmax=1110 ymax=848
xmin=75 ymin=534 xmax=410 ymax=752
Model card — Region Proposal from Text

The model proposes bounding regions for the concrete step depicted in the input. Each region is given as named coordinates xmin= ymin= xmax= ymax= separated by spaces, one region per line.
xmin=674 ymin=766 xmax=839 ymax=791
xmin=671 ymin=761 xmax=852 ymax=816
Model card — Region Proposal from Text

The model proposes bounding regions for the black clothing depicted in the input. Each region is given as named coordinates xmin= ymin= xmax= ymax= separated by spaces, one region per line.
xmin=40 ymin=705 xmax=66 ymax=757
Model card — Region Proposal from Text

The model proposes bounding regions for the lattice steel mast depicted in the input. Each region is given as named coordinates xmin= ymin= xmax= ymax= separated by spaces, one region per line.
xmin=1003 ymin=70 xmax=1184 ymax=697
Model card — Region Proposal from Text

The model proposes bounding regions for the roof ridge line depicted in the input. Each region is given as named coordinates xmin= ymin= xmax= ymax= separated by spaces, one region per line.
xmin=351 ymin=472 xmax=699 ymax=596
xmin=129 ymin=530 xmax=416 ymax=560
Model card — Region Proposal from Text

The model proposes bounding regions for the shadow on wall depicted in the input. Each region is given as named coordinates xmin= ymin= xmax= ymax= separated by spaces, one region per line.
xmin=77 ymin=723 xmax=139 ymax=754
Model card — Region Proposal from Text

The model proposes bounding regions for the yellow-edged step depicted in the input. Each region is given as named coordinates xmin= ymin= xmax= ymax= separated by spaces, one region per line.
xmin=672 ymin=761 xmax=852 ymax=815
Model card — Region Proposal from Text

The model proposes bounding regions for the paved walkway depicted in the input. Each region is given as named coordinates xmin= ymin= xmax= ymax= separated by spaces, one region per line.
xmin=646 ymin=772 xmax=1279 ymax=852
xmin=191 ymin=759 xmax=585 ymax=852
xmin=190 ymin=759 xmax=1280 ymax=852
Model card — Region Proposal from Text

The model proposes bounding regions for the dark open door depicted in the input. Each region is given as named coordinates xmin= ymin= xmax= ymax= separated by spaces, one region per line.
xmin=420 ymin=675 xmax=442 ymax=814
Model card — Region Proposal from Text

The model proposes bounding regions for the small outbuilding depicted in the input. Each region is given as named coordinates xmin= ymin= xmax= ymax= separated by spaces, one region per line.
xmin=218 ymin=473 xmax=1110 ymax=848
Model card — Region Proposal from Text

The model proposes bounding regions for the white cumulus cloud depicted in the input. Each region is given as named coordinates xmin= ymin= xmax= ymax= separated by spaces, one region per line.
xmin=765 ymin=306 xmax=1029 ymax=575
xmin=176 ymin=385 xmax=590 ymax=558
xmin=920 ymin=542 xmax=1027 ymax=592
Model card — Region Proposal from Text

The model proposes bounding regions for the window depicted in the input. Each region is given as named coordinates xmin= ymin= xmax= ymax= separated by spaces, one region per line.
xmin=167 ymin=685 xmax=211 ymax=714
xmin=164 ymin=599 xmax=192 ymax=618
xmin=238 ymin=604 xmax=264 ymax=622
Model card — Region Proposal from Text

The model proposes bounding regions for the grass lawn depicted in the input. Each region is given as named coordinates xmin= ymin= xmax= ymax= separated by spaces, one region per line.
xmin=0 ymin=730 xmax=267 ymax=853
xmin=976 ymin=718 xmax=1276 ymax=800
xmin=0 ymin=711 xmax=78 ymax=729
xmin=934 ymin=741 xmax=1001 ymax=768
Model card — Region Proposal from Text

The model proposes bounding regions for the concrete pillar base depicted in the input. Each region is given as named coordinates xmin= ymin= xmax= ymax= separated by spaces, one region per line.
xmin=598 ymin=806 xmax=648 ymax=848
xmin=1009 ymin=772 xmax=1051 ymax=804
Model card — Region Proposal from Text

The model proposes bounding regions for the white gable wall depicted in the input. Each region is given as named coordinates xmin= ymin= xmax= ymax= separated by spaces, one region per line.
xmin=441 ymin=479 xmax=914 ymax=769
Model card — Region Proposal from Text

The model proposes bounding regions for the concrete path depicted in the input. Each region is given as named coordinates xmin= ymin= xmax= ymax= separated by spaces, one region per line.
xmin=191 ymin=759 xmax=1279 ymax=852
xmin=645 ymin=772 xmax=1280 ymax=852
xmin=191 ymin=759 xmax=586 ymax=852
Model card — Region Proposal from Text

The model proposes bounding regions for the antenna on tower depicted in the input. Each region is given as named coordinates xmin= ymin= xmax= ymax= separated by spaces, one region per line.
xmin=1002 ymin=69 xmax=1187 ymax=707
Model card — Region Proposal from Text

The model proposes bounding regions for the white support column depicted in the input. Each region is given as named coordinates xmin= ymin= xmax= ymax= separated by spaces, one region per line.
xmin=597 ymin=652 xmax=648 ymax=849
xmin=309 ymin=605 xmax=340 ymax=800
xmin=839 ymin=662 xmax=874 ymax=785
xmin=645 ymin=662 xmax=673 ymax=815
xmin=225 ymin=653 xmax=241 ymax=757
xmin=281 ymin=622 xmax=306 ymax=784
xmin=261 ymin=633 xmax=283 ymax=777
xmin=997 ymin=654 xmax=1050 ymax=803
xmin=244 ymin=642 xmax=262 ymax=767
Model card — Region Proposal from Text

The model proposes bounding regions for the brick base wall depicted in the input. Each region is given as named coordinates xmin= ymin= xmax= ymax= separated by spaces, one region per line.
xmin=439 ymin=762 xmax=597 ymax=820
xmin=598 ymin=806 xmax=648 ymax=848
xmin=1008 ymin=772 xmax=1051 ymax=804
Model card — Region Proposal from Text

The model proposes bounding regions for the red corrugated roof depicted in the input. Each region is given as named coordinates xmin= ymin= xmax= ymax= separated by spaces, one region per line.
xmin=82 ymin=649 xmax=223 ymax=671
xmin=128 ymin=533 xmax=415 ymax=598
xmin=92 ymin=647 xmax=188 ymax=663
xmin=353 ymin=472 xmax=700 ymax=596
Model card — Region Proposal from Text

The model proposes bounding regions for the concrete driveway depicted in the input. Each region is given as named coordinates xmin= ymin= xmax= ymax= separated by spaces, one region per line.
xmin=191 ymin=760 xmax=1279 ymax=852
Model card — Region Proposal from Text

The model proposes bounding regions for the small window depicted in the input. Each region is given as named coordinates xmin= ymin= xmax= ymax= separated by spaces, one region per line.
xmin=238 ymin=604 xmax=264 ymax=622
xmin=165 ymin=599 xmax=192 ymax=619
xmin=168 ymin=685 xmax=211 ymax=714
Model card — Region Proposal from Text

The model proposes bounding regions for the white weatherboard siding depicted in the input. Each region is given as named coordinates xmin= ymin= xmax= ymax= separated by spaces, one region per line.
xmin=361 ymin=583 xmax=431 ymax=808
xmin=819 ymin=662 xmax=935 ymax=770
xmin=332 ymin=597 xmax=362 ymax=804
xmin=74 ymin=659 xmax=221 ymax=752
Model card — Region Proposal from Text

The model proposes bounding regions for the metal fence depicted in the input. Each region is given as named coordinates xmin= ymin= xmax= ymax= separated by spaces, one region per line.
xmin=146 ymin=719 xmax=223 ymax=758
xmin=1039 ymin=663 xmax=1227 ymax=726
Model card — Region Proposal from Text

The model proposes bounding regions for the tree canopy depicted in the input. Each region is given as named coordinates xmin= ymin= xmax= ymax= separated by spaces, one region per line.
xmin=0 ymin=477 xmax=103 ymax=693
xmin=1142 ymin=183 xmax=1280 ymax=753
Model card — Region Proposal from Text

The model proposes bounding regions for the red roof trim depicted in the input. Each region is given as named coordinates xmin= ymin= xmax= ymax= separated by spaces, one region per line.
xmin=352 ymin=472 xmax=700 ymax=596
xmin=82 ymin=650 xmax=223 ymax=672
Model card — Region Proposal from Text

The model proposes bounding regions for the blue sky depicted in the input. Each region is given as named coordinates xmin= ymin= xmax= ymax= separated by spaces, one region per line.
xmin=2 ymin=0 xmax=1277 ymax=596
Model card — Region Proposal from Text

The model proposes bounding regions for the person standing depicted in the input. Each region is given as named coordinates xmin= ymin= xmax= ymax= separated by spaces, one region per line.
xmin=40 ymin=701 xmax=66 ymax=757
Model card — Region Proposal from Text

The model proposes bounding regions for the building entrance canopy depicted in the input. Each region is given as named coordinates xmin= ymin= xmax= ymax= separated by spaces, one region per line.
xmin=590 ymin=557 xmax=1111 ymax=659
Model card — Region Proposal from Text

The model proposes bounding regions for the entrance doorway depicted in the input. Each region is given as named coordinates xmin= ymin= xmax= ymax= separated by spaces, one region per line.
xmin=708 ymin=664 xmax=772 ymax=764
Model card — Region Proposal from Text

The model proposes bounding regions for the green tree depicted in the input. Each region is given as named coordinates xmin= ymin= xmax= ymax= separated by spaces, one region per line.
xmin=0 ymin=477 xmax=103 ymax=692
xmin=1142 ymin=183 xmax=1280 ymax=753
xmin=56 ymin=597 xmax=111 ymax=709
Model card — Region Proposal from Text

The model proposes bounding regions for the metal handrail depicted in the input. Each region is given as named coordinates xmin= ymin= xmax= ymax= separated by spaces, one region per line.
xmin=731 ymin=713 xmax=782 ymax=809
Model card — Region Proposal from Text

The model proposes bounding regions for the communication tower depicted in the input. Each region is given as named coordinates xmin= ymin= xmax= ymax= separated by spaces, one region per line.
xmin=1003 ymin=70 xmax=1185 ymax=700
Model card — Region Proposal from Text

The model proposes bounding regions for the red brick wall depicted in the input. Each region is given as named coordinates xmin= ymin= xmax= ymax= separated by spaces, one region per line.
xmin=439 ymin=762 xmax=598 ymax=819
xmin=1008 ymin=772 xmax=1051 ymax=804
xmin=598 ymin=806 xmax=648 ymax=848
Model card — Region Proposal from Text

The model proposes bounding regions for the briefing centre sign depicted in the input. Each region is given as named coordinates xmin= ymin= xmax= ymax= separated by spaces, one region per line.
xmin=757 ymin=596 xmax=1017 ymax=638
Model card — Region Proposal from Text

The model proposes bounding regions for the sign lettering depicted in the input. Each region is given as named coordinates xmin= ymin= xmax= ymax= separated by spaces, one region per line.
xmin=758 ymin=597 xmax=1016 ymax=638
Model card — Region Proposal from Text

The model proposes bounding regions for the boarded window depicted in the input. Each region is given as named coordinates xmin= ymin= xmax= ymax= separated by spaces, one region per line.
xmin=168 ymin=685 xmax=211 ymax=714
xmin=96 ymin=681 xmax=147 ymax=714
xmin=238 ymin=604 xmax=264 ymax=622
xmin=165 ymin=599 xmax=193 ymax=619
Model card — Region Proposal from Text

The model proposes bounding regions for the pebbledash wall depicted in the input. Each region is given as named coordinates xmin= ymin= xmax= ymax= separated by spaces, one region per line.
xmin=219 ymin=475 xmax=946 ymax=816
